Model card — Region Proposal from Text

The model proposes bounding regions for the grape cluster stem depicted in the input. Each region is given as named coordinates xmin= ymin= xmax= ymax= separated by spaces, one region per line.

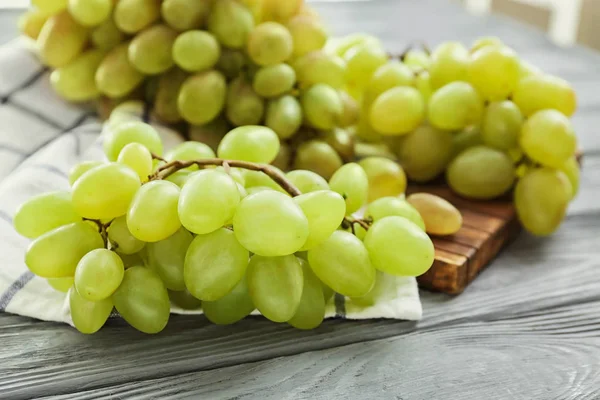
xmin=84 ymin=218 xmax=112 ymax=248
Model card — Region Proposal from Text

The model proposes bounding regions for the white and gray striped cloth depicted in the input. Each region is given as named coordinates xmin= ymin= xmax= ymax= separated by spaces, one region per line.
xmin=0 ymin=38 xmax=423 ymax=327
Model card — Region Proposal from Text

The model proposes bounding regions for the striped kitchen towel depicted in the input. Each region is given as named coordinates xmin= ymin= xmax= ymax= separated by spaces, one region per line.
xmin=0 ymin=38 xmax=423 ymax=327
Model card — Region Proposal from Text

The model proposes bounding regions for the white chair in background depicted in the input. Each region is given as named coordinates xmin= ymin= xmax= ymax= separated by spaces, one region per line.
xmin=464 ymin=0 xmax=585 ymax=47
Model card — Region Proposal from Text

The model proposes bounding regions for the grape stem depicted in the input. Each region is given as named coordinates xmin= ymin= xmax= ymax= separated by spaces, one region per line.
xmin=84 ymin=218 xmax=111 ymax=248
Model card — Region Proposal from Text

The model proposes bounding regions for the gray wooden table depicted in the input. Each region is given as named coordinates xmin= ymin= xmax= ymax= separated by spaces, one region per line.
xmin=2 ymin=1 xmax=600 ymax=399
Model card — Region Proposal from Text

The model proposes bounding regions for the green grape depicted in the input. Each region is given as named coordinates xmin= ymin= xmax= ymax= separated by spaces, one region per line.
xmin=322 ymin=282 xmax=335 ymax=304
xmin=429 ymin=41 xmax=469 ymax=90
xmin=407 ymin=193 xmax=462 ymax=236
xmin=112 ymin=266 xmax=170 ymax=334
xmin=350 ymin=271 xmax=392 ymax=307
xmin=114 ymin=0 xmax=161 ymax=34
xmin=519 ymin=60 xmax=542 ymax=79
xmin=452 ymin=125 xmax=483 ymax=158
xmin=471 ymin=36 xmax=503 ymax=53
xmin=103 ymin=121 xmax=163 ymax=161
xmin=14 ymin=191 xmax=81 ymax=239
xmin=128 ymin=24 xmax=177 ymax=75
xmin=161 ymin=0 xmax=211 ymax=32
xmin=107 ymin=216 xmax=145 ymax=255
xmin=48 ymin=277 xmax=74 ymax=293
xmin=338 ymin=91 xmax=359 ymax=128
xmin=147 ymin=228 xmax=193 ymax=291
xmin=366 ymin=197 xmax=425 ymax=230
xmin=287 ymin=15 xmax=327 ymax=58
xmin=370 ymin=87 xmax=425 ymax=135
xmin=321 ymin=128 xmax=355 ymax=162
xmin=95 ymin=43 xmax=145 ymax=98
xmin=226 ymin=77 xmax=265 ymax=126
xmin=293 ymin=140 xmax=343 ymax=180
xmin=69 ymin=161 xmax=102 ymax=186
xmin=165 ymin=142 xmax=216 ymax=169
xmin=364 ymin=216 xmax=434 ymax=276
xmin=203 ymin=276 xmax=255 ymax=325
xmin=117 ymin=142 xmax=153 ymax=182
xmin=208 ymin=0 xmax=254 ymax=49
xmin=172 ymin=30 xmax=221 ymax=72
xmin=520 ymin=109 xmax=577 ymax=168
xmin=169 ymin=289 xmax=202 ymax=310
xmin=247 ymin=22 xmax=293 ymax=66
xmin=515 ymin=168 xmax=571 ymax=236
xmin=403 ymin=49 xmax=431 ymax=71
xmin=50 ymin=49 xmax=104 ymax=102
xmin=324 ymin=33 xmax=381 ymax=58
xmin=363 ymin=61 xmax=415 ymax=107
xmin=289 ymin=259 xmax=325 ymax=329
xmin=179 ymin=170 xmax=240 ymax=235
xmin=189 ymin=117 xmax=230 ymax=151
xmin=178 ymin=70 xmax=227 ymax=125
xmin=242 ymin=168 xmax=287 ymax=194
xmin=153 ymin=67 xmax=187 ymax=123
xmin=329 ymin=163 xmax=369 ymax=214
xmin=91 ymin=17 xmax=125 ymax=51
xmin=32 ymin=0 xmax=67 ymax=15
xmin=560 ymin=157 xmax=580 ymax=199
xmin=218 ymin=125 xmax=280 ymax=164
xmin=234 ymin=191 xmax=309 ymax=256
xmin=184 ymin=228 xmax=249 ymax=301
xmin=481 ymin=101 xmax=523 ymax=151
xmin=216 ymin=49 xmax=247 ymax=80
xmin=358 ymin=157 xmax=407 ymax=202
xmin=37 ymin=11 xmax=88 ymax=68
xmin=72 ymin=163 xmax=140 ymax=220
xmin=272 ymin=144 xmax=292 ymax=171
xmin=308 ymin=230 xmax=375 ymax=297
xmin=265 ymin=95 xmax=302 ymax=140
xmin=294 ymin=190 xmax=346 ymax=250
xmin=165 ymin=170 xmax=193 ymax=188
xmin=428 ymin=82 xmax=484 ymax=130
xmin=68 ymin=0 xmax=112 ymax=27
xmin=354 ymin=141 xmax=397 ymax=160
xmin=262 ymin=0 xmax=303 ymax=22
xmin=447 ymin=146 xmax=515 ymax=199
xmin=69 ymin=286 xmax=113 ymax=334
xmin=26 ymin=222 xmax=104 ymax=278
xmin=74 ymin=249 xmax=125 ymax=301
xmin=292 ymin=51 xmax=346 ymax=89
xmin=18 ymin=9 xmax=48 ymax=40
xmin=355 ymin=112 xmax=381 ymax=142
xmin=344 ymin=44 xmax=388 ymax=89
xmin=247 ymin=255 xmax=303 ymax=322
xmin=513 ymin=74 xmax=577 ymax=117
xmin=286 ymin=170 xmax=329 ymax=193
xmin=468 ymin=46 xmax=519 ymax=101
xmin=127 ymin=180 xmax=181 ymax=242
xmin=415 ymin=71 xmax=433 ymax=103
xmin=396 ymin=125 xmax=453 ymax=182
xmin=301 ymin=84 xmax=343 ymax=130
xmin=253 ymin=64 xmax=296 ymax=98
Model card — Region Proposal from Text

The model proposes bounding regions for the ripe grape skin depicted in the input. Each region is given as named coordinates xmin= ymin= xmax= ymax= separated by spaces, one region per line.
xmin=95 ymin=43 xmax=145 ymax=99
xmin=37 ymin=11 xmax=89 ymax=68
xmin=72 ymin=163 xmax=141 ymax=220
xmin=293 ymin=140 xmax=343 ymax=180
xmin=429 ymin=41 xmax=469 ymax=90
xmin=147 ymin=228 xmax=193 ymax=291
xmin=287 ymin=15 xmax=327 ymax=58
xmin=515 ymin=168 xmax=572 ymax=236
xmin=161 ymin=0 xmax=211 ymax=32
xmin=117 ymin=142 xmax=153 ymax=182
xmin=107 ymin=216 xmax=145 ymax=255
xmin=247 ymin=255 xmax=303 ymax=323
xmin=447 ymin=146 xmax=516 ymax=200
xmin=112 ymin=266 xmax=170 ymax=334
xmin=344 ymin=44 xmax=388 ymax=89
xmin=370 ymin=87 xmax=425 ymax=135
xmin=265 ymin=95 xmax=303 ymax=140
xmin=294 ymin=190 xmax=346 ymax=250
xmin=14 ymin=191 xmax=81 ymax=239
xmin=292 ymin=51 xmax=347 ymax=89
xmin=178 ymin=70 xmax=227 ymax=125
xmin=513 ymin=74 xmax=577 ymax=117
xmin=428 ymin=81 xmax=484 ymax=130
xmin=518 ymin=60 xmax=542 ymax=79
xmin=168 ymin=289 xmax=202 ymax=310
xmin=329 ymin=163 xmax=369 ymax=215
xmin=242 ymin=168 xmax=288 ymax=194
xmin=301 ymin=84 xmax=343 ymax=130
xmin=321 ymin=128 xmax=355 ymax=162
xmin=184 ymin=228 xmax=249 ymax=301
xmin=179 ymin=170 xmax=240 ymax=235
xmin=165 ymin=141 xmax=216 ymax=168
xmin=471 ymin=36 xmax=503 ymax=53
xmin=226 ymin=77 xmax=265 ymax=126
xmin=104 ymin=121 xmax=163 ymax=162
xmin=407 ymin=193 xmax=463 ymax=236
xmin=452 ymin=125 xmax=483 ymax=158
xmin=252 ymin=63 xmax=296 ymax=98
xmin=286 ymin=170 xmax=329 ymax=193
xmin=75 ymin=249 xmax=125 ymax=301
xmin=307 ymin=230 xmax=375 ymax=298
xmin=338 ymin=91 xmax=360 ymax=128
xmin=358 ymin=157 xmax=407 ymax=202
xmin=288 ymin=259 xmax=325 ymax=330
xmin=172 ymin=31 xmax=221 ymax=73
xmin=520 ymin=109 xmax=577 ymax=169
xmin=68 ymin=0 xmax=112 ymax=27
xmin=415 ymin=71 xmax=433 ymax=103
xmin=91 ymin=18 xmax=125 ymax=51
xmin=69 ymin=286 xmax=113 ymax=334
xmin=203 ymin=276 xmax=255 ymax=325
xmin=364 ymin=216 xmax=435 ymax=277
xmin=26 ymin=222 xmax=104 ymax=278
xmin=365 ymin=197 xmax=425 ymax=231
xmin=208 ymin=0 xmax=254 ymax=49
xmin=32 ymin=0 xmax=67 ymax=15
xmin=363 ymin=61 xmax=415 ymax=107
xmin=468 ymin=46 xmax=520 ymax=101
xmin=560 ymin=157 xmax=580 ymax=199
xmin=48 ymin=277 xmax=74 ymax=293
xmin=18 ymin=9 xmax=48 ymax=40
xmin=247 ymin=22 xmax=293 ymax=66
xmin=481 ymin=101 xmax=523 ymax=151
xmin=217 ymin=126 xmax=280 ymax=164
xmin=153 ymin=67 xmax=188 ymax=123
xmin=216 ymin=49 xmax=247 ymax=80
xmin=50 ymin=49 xmax=105 ymax=102
xmin=114 ymin=0 xmax=161 ymax=34
xmin=128 ymin=24 xmax=178 ymax=75
xmin=233 ymin=191 xmax=309 ymax=257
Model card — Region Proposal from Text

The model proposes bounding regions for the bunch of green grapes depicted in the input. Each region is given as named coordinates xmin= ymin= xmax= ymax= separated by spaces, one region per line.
xmin=14 ymin=117 xmax=450 ymax=333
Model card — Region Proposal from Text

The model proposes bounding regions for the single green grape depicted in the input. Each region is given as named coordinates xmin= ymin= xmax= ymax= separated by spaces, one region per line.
xmin=307 ymin=230 xmax=375 ymax=297
xmin=560 ymin=157 xmax=580 ymax=199
xmin=128 ymin=24 xmax=177 ymax=75
xmin=363 ymin=61 xmax=415 ymax=107
xmin=48 ymin=277 xmax=75 ymax=293
xmin=178 ymin=70 xmax=227 ymax=125
xmin=286 ymin=170 xmax=329 ymax=193
xmin=471 ymin=36 xmax=504 ymax=53
xmin=370 ymin=87 xmax=425 ymax=135
xmin=203 ymin=276 xmax=255 ymax=325
xmin=364 ymin=216 xmax=434 ymax=276
xmin=428 ymin=81 xmax=484 ymax=130
xmin=26 ymin=222 xmax=104 ymax=278
xmin=117 ymin=142 xmax=153 ymax=182
xmin=32 ymin=0 xmax=67 ymax=14
xmin=324 ymin=33 xmax=382 ymax=58
xmin=104 ymin=121 xmax=163 ymax=162
xmin=96 ymin=43 xmax=145 ymax=98
xmin=153 ymin=67 xmax=188 ymax=124
xmin=481 ymin=101 xmax=523 ymax=151
xmin=415 ymin=71 xmax=433 ymax=104
xmin=288 ymin=258 xmax=325 ymax=330
xmin=329 ymin=163 xmax=369 ymax=215
xmin=447 ymin=146 xmax=516 ymax=200
xmin=407 ymin=193 xmax=463 ymax=236
xmin=119 ymin=250 xmax=146 ymax=269
xmin=147 ymin=228 xmax=193 ymax=291
xmin=114 ymin=0 xmax=160 ymax=34
xmin=272 ymin=144 xmax=292 ymax=171
xmin=173 ymin=30 xmax=220 ymax=73
xmin=50 ymin=49 xmax=104 ymax=102
xmin=294 ymin=190 xmax=346 ymax=250
xmin=234 ymin=191 xmax=309 ymax=257
xmin=107 ymin=216 xmax=145 ymax=255
xmin=287 ymin=15 xmax=327 ymax=58
xmin=358 ymin=157 xmax=407 ymax=202
xmin=338 ymin=91 xmax=359 ymax=128
xmin=452 ymin=125 xmax=483 ymax=158
xmin=518 ymin=60 xmax=542 ymax=79
xmin=468 ymin=46 xmax=520 ymax=101
xmin=355 ymin=111 xmax=382 ymax=142
xmin=301 ymin=84 xmax=343 ymax=130
xmin=18 ymin=9 xmax=48 ymax=40
xmin=350 ymin=271 xmax=390 ymax=307
xmin=161 ymin=0 xmax=211 ymax=32
xmin=168 ymin=289 xmax=202 ymax=310
xmin=265 ymin=95 xmax=303 ymax=140
xmin=165 ymin=141 xmax=216 ymax=169
xmin=321 ymin=128 xmax=355 ymax=162
xmin=429 ymin=41 xmax=469 ymax=90
xmin=292 ymin=51 xmax=346 ymax=89
xmin=395 ymin=125 xmax=453 ymax=182
xmin=37 ymin=11 xmax=88 ymax=68
xmin=403 ymin=49 xmax=431 ymax=71
xmin=226 ymin=77 xmax=265 ymax=126
xmin=216 ymin=48 xmax=247 ymax=79
xmin=184 ymin=227 xmax=249 ymax=301
xmin=112 ymin=266 xmax=170 ymax=334
xmin=293 ymin=140 xmax=343 ymax=180
xmin=217 ymin=125 xmax=280 ymax=164
xmin=68 ymin=0 xmax=111 ymax=27
xmin=513 ymin=74 xmax=577 ymax=117
xmin=366 ymin=197 xmax=425 ymax=231
xmin=14 ymin=191 xmax=81 ymax=239
xmin=344 ymin=43 xmax=388 ymax=89
xmin=208 ymin=0 xmax=254 ymax=49
xmin=91 ymin=18 xmax=125 ymax=51
xmin=262 ymin=0 xmax=303 ymax=22
xmin=247 ymin=22 xmax=293 ymax=66
xmin=105 ymin=101 xmax=145 ymax=130
xmin=253 ymin=63 xmax=296 ymax=98
xmin=75 ymin=249 xmax=125 ymax=301
xmin=69 ymin=286 xmax=113 ymax=334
